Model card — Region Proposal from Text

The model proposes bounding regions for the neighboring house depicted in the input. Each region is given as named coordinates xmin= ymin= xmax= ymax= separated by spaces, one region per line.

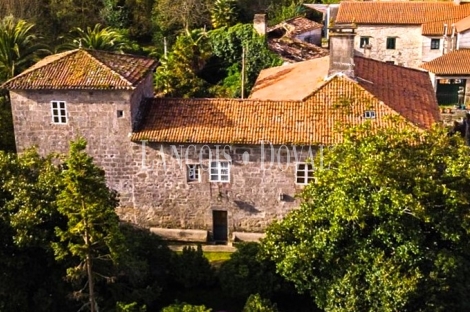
xmin=2 ymin=29 xmax=441 ymax=243
xmin=267 ymin=37 xmax=329 ymax=63
xmin=334 ymin=1 xmax=470 ymax=68
xmin=303 ymin=3 xmax=340 ymax=41
xmin=268 ymin=16 xmax=323 ymax=46
xmin=254 ymin=14 xmax=329 ymax=63
xmin=421 ymin=49 xmax=470 ymax=106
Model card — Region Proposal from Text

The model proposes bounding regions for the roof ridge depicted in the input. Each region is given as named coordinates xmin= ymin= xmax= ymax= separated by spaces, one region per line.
xmin=82 ymin=50 xmax=134 ymax=88
xmin=2 ymin=49 xmax=79 ymax=87
xmin=354 ymin=56 xmax=429 ymax=74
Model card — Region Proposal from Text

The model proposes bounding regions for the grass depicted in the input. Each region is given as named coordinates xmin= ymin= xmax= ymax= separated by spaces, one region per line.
xmin=203 ymin=251 xmax=232 ymax=262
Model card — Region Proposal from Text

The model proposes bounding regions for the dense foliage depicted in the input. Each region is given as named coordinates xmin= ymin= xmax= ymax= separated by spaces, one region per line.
xmin=262 ymin=125 xmax=470 ymax=311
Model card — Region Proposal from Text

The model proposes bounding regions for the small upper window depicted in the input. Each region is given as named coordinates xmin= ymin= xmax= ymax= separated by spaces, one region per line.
xmin=187 ymin=164 xmax=201 ymax=182
xmin=431 ymin=38 xmax=440 ymax=50
xmin=296 ymin=163 xmax=315 ymax=185
xmin=364 ymin=110 xmax=376 ymax=119
xmin=386 ymin=37 xmax=396 ymax=50
xmin=210 ymin=161 xmax=230 ymax=182
xmin=51 ymin=101 xmax=67 ymax=124
xmin=360 ymin=37 xmax=370 ymax=48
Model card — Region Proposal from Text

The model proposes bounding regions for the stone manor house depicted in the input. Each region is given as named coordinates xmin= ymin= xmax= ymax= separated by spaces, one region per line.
xmin=3 ymin=30 xmax=441 ymax=242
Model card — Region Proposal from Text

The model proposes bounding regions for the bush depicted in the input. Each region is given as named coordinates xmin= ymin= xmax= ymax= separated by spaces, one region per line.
xmin=169 ymin=245 xmax=216 ymax=289
xmin=243 ymin=294 xmax=279 ymax=312
xmin=161 ymin=302 xmax=212 ymax=312
xmin=97 ymin=224 xmax=174 ymax=310
xmin=218 ymin=242 xmax=284 ymax=299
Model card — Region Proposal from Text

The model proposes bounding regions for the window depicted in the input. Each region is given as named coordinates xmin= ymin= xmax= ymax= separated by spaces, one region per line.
xmin=187 ymin=164 xmax=200 ymax=182
xmin=364 ymin=110 xmax=376 ymax=119
xmin=296 ymin=163 xmax=314 ymax=185
xmin=431 ymin=38 xmax=440 ymax=50
xmin=360 ymin=37 xmax=370 ymax=48
xmin=210 ymin=161 xmax=230 ymax=182
xmin=386 ymin=37 xmax=396 ymax=50
xmin=51 ymin=101 xmax=67 ymax=124
xmin=117 ymin=110 xmax=124 ymax=118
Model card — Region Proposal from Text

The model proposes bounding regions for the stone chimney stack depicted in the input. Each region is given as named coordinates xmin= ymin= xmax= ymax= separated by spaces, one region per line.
xmin=254 ymin=14 xmax=267 ymax=36
xmin=328 ymin=24 xmax=356 ymax=78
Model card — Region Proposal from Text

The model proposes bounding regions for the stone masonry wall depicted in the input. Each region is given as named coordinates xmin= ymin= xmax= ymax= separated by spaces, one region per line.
xmin=117 ymin=142 xmax=321 ymax=234
xmin=354 ymin=25 xmax=422 ymax=68
xmin=9 ymin=74 xmax=155 ymax=207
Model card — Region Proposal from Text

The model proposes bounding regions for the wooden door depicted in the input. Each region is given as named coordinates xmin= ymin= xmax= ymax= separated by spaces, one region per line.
xmin=212 ymin=210 xmax=228 ymax=242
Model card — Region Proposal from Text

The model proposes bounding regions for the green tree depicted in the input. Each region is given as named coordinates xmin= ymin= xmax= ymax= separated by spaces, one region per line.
xmin=0 ymin=15 xmax=48 ymax=81
xmin=152 ymin=0 xmax=211 ymax=34
xmin=209 ymin=23 xmax=282 ymax=96
xmin=0 ymin=97 xmax=15 ymax=152
xmin=262 ymin=124 xmax=470 ymax=311
xmin=52 ymin=138 xmax=125 ymax=312
xmin=218 ymin=242 xmax=284 ymax=299
xmin=48 ymin=0 xmax=104 ymax=37
xmin=0 ymin=149 xmax=76 ymax=311
xmin=266 ymin=1 xmax=306 ymax=26
xmin=161 ymin=302 xmax=211 ymax=312
xmin=243 ymin=294 xmax=279 ymax=312
xmin=169 ymin=245 xmax=215 ymax=289
xmin=155 ymin=29 xmax=212 ymax=97
xmin=210 ymin=0 xmax=239 ymax=29
xmin=61 ymin=24 xmax=133 ymax=52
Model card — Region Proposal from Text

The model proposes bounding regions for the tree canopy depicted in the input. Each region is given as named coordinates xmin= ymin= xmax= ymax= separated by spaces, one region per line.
xmin=262 ymin=124 xmax=470 ymax=311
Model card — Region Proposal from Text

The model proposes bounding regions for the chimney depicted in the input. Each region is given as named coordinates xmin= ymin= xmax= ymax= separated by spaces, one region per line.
xmin=328 ymin=24 xmax=356 ymax=78
xmin=253 ymin=14 xmax=267 ymax=36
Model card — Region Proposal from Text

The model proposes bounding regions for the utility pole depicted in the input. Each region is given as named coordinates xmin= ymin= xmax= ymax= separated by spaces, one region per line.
xmin=241 ymin=46 xmax=245 ymax=99
xmin=164 ymin=37 xmax=167 ymax=59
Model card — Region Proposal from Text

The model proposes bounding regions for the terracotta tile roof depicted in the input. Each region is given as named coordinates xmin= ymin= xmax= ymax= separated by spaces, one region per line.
xmin=132 ymin=66 xmax=440 ymax=145
xmin=2 ymin=49 xmax=158 ymax=90
xmin=267 ymin=37 xmax=329 ymax=63
xmin=336 ymin=2 xmax=470 ymax=25
xmin=420 ymin=49 xmax=470 ymax=74
xmin=250 ymin=56 xmax=329 ymax=101
xmin=250 ymin=56 xmax=440 ymax=129
xmin=268 ymin=17 xmax=323 ymax=36
xmin=354 ymin=57 xmax=440 ymax=129
xmin=422 ymin=18 xmax=461 ymax=35
xmin=455 ymin=15 xmax=470 ymax=32
xmin=132 ymin=74 xmax=439 ymax=145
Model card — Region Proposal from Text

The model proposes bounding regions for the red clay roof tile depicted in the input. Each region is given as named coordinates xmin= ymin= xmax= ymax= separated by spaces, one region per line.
xmin=336 ymin=2 xmax=470 ymax=26
xmin=132 ymin=73 xmax=440 ymax=145
xmin=421 ymin=49 xmax=470 ymax=74
xmin=1 ymin=49 xmax=158 ymax=90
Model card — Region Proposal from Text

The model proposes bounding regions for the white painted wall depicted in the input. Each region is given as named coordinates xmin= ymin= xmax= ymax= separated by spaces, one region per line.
xmin=458 ymin=30 xmax=470 ymax=49
xmin=422 ymin=37 xmax=444 ymax=62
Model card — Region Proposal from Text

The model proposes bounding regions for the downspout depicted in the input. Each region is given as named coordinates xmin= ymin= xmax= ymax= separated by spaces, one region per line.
xmin=451 ymin=24 xmax=456 ymax=51
xmin=443 ymin=24 xmax=448 ymax=55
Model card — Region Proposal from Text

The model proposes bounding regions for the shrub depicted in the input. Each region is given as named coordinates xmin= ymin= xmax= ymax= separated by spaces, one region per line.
xmin=243 ymin=294 xmax=279 ymax=312
xmin=169 ymin=245 xmax=216 ymax=289
xmin=161 ymin=302 xmax=212 ymax=312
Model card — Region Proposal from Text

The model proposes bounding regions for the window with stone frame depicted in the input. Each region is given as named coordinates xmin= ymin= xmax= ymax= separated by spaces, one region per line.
xmin=186 ymin=164 xmax=201 ymax=182
xmin=296 ymin=163 xmax=314 ymax=185
xmin=210 ymin=161 xmax=230 ymax=182
xmin=51 ymin=101 xmax=67 ymax=124
xmin=359 ymin=36 xmax=370 ymax=48
xmin=386 ymin=37 xmax=396 ymax=50
xmin=431 ymin=38 xmax=440 ymax=50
